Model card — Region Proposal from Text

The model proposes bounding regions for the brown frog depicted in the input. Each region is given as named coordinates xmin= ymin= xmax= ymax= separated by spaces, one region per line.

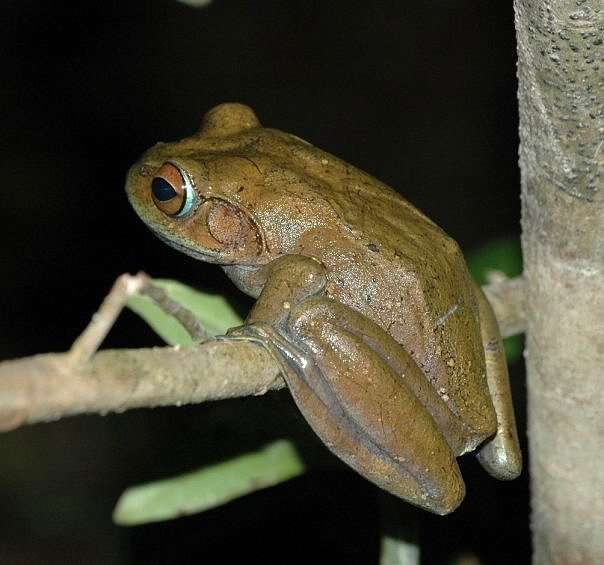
xmin=126 ymin=103 xmax=521 ymax=514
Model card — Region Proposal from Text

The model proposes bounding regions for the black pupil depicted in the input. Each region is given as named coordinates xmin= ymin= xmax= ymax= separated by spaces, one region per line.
xmin=152 ymin=177 xmax=178 ymax=202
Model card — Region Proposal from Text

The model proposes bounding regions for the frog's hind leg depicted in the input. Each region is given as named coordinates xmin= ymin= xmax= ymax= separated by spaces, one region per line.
xmin=234 ymin=296 xmax=466 ymax=515
xmin=473 ymin=285 xmax=522 ymax=480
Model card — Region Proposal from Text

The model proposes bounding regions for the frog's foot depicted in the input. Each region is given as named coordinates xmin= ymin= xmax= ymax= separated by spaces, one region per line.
xmin=473 ymin=286 xmax=522 ymax=480
xmin=236 ymin=298 xmax=467 ymax=515
xmin=226 ymin=322 xmax=310 ymax=373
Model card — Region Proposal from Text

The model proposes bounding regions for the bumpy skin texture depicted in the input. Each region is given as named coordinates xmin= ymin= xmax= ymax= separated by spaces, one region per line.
xmin=126 ymin=103 xmax=521 ymax=514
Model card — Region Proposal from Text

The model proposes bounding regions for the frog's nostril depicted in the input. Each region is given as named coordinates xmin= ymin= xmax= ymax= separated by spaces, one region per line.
xmin=137 ymin=164 xmax=155 ymax=177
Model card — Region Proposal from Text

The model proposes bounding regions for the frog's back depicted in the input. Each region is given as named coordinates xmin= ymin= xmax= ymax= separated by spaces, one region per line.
xmin=169 ymin=119 xmax=496 ymax=442
xmin=255 ymin=130 xmax=496 ymax=443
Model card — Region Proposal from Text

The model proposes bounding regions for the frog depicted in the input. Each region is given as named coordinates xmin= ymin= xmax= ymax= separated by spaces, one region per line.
xmin=126 ymin=103 xmax=522 ymax=515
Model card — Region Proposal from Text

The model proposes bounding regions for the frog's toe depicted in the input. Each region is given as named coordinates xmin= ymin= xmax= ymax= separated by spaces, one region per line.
xmin=477 ymin=435 xmax=522 ymax=481
xmin=473 ymin=285 xmax=523 ymax=481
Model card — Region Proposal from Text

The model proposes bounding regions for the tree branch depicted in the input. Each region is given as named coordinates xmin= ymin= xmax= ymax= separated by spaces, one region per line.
xmin=514 ymin=1 xmax=603 ymax=562
xmin=0 ymin=341 xmax=283 ymax=432
xmin=0 ymin=278 xmax=526 ymax=432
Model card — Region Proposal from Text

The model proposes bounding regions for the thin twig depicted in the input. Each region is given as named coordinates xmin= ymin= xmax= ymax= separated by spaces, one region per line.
xmin=68 ymin=273 xmax=149 ymax=365
xmin=483 ymin=275 xmax=526 ymax=338
xmin=140 ymin=282 xmax=212 ymax=341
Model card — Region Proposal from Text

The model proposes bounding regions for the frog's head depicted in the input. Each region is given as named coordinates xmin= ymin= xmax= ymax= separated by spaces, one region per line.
xmin=127 ymin=103 xmax=338 ymax=267
xmin=126 ymin=104 xmax=276 ymax=266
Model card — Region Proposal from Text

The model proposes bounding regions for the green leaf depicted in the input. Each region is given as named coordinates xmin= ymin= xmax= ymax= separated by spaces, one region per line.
xmin=127 ymin=279 xmax=244 ymax=346
xmin=467 ymin=237 xmax=523 ymax=364
xmin=466 ymin=237 xmax=522 ymax=285
xmin=113 ymin=440 xmax=305 ymax=526
xmin=501 ymin=335 xmax=523 ymax=364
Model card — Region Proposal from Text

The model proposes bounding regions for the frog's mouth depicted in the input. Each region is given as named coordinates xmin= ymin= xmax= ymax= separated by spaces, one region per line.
xmin=151 ymin=228 xmax=226 ymax=264
xmin=151 ymin=226 xmax=261 ymax=268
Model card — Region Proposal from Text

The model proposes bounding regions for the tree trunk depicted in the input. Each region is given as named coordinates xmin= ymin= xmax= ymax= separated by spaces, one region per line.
xmin=513 ymin=1 xmax=603 ymax=563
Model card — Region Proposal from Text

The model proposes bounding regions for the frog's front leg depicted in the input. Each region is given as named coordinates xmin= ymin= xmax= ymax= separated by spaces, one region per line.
xmin=229 ymin=256 xmax=466 ymax=514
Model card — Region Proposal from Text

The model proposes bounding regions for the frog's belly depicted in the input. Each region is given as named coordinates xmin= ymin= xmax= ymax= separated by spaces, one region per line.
xmin=324 ymin=260 xmax=496 ymax=442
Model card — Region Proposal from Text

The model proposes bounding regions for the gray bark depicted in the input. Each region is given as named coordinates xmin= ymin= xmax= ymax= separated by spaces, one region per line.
xmin=514 ymin=1 xmax=603 ymax=563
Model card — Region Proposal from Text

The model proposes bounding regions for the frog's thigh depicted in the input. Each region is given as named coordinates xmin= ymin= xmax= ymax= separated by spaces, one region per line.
xmin=473 ymin=285 xmax=522 ymax=480
xmin=285 ymin=297 xmax=465 ymax=514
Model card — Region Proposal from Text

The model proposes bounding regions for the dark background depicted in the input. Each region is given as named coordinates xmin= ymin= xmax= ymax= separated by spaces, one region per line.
xmin=0 ymin=1 xmax=528 ymax=563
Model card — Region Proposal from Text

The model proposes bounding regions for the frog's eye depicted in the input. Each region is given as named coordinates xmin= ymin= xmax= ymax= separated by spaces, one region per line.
xmin=151 ymin=162 xmax=198 ymax=218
